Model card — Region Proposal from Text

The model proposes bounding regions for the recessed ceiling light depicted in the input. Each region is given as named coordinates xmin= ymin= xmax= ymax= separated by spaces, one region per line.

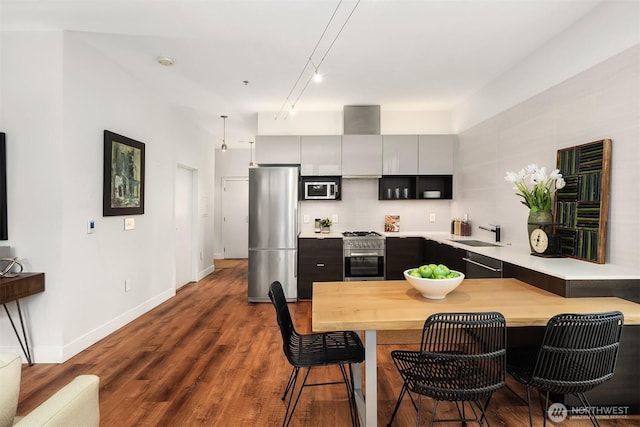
xmin=156 ymin=56 xmax=174 ymax=66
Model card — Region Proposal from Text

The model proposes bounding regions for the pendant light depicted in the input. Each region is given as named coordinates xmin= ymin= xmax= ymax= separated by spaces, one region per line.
xmin=249 ymin=141 xmax=255 ymax=167
xmin=220 ymin=115 xmax=228 ymax=152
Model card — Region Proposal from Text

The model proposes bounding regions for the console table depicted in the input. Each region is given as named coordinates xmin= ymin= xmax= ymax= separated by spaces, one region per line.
xmin=0 ymin=273 xmax=45 ymax=365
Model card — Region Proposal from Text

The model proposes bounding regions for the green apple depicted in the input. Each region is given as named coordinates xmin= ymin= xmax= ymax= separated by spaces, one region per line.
xmin=410 ymin=269 xmax=422 ymax=278
xmin=418 ymin=265 xmax=433 ymax=278
xmin=438 ymin=264 xmax=450 ymax=275
xmin=432 ymin=265 xmax=446 ymax=277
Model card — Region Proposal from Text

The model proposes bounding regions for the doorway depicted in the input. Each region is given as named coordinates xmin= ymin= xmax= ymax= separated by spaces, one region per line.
xmin=175 ymin=165 xmax=196 ymax=289
xmin=222 ymin=178 xmax=249 ymax=259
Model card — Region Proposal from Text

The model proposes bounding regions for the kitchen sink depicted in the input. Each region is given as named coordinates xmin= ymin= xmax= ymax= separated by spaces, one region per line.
xmin=448 ymin=239 xmax=501 ymax=247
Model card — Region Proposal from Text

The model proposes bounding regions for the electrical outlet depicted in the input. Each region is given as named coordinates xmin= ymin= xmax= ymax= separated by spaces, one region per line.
xmin=303 ymin=215 xmax=309 ymax=223
xmin=124 ymin=217 xmax=135 ymax=230
xmin=332 ymin=214 xmax=339 ymax=224
xmin=429 ymin=213 xmax=436 ymax=223
xmin=125 ymin=279 xmax=132 ymax=292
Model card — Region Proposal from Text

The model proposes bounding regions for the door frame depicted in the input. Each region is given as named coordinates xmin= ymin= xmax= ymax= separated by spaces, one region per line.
xmin=221 ymin=176 xmax=249 ymax=259
xmin=175 ymin=164 xmax=199 ymax=288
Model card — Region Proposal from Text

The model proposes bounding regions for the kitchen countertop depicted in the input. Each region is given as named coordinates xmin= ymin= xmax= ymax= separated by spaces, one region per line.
xmin=384 ymin=231 xmax=640 ymax=281
xmin=298 ymin=230 xmax=640 ymax=280
xmin=313 ymin=278 xmax=640 ymax=330
xmin=299 ymin=231 xmax=344 ymax=239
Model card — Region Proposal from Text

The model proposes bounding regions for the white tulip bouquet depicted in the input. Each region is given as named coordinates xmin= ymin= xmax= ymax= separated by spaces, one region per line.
xmin=505 ymin=164 xmax=566 ymax=213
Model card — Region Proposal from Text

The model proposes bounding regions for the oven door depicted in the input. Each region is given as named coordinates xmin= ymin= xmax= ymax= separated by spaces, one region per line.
xmin=344 ymin=251 xmax=385 ymax=281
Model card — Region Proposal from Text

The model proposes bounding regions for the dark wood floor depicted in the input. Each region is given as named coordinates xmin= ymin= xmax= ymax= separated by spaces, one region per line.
xmin=17 ymin=259 xmax=639 ymax=426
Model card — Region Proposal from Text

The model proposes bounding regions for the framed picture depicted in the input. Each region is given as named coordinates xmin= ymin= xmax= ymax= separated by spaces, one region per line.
xmin=0 ymin=132 xmax=7 ymax=240
xmin=103 ymin=130 xmax=145 ymax=216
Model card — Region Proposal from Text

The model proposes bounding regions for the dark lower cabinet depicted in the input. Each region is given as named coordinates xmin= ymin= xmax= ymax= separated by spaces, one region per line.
xmin=503 ymin=261 xmax=640 ymax=413
xmin=422 ymin=238 xmax=466 ymax=274
xmin=297 ymin=238 xmax=343 ymax=300
xmin=385 ymin=237 xmax=423 ymax=279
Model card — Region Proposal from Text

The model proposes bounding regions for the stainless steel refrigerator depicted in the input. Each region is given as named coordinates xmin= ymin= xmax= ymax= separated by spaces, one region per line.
xmin=248 ymin=166 xmax=298 ymax=302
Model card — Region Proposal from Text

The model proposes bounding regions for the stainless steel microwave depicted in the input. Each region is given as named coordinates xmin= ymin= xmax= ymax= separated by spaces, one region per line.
xmin=303 ymin=181 xmax=339 ymax=200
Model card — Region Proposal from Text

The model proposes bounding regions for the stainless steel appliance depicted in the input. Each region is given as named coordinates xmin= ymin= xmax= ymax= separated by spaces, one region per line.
xmin=463 ymin=252 xmax=503 ymax=278
xmin=343 ymin=231 xmax=385 ymax=281
xmin=303 ymin=180 xmax=339 ymax=200
xmin=248 ymin=166 xmax=298 ymax=302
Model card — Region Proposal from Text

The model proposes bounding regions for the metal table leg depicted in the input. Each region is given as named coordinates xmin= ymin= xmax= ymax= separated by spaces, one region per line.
xmin=354 ymin=330 xmax=378 ymax=427
xmin=3 ymin=300 xmax=33 ymax=366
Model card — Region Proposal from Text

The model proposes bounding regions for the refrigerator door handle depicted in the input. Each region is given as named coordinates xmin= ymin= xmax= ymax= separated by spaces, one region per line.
xmin=294 ymin=207 xmax=298 ymax=278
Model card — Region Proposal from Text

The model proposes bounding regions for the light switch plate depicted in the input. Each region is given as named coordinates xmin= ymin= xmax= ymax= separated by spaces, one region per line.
xmin=87 ymin=220 xmax=95 ymax=234
xmin=332 ymin=214 xmax=339 ymax=224
xmin=303 ymin=214 xmax=309 ymax=223
xmin=124 ymin=217 xmax=135 ymax=230
xmin=429 ymin=213 xmax=436 ymax=223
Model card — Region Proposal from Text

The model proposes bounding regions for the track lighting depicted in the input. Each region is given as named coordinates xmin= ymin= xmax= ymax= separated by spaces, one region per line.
xmin=275 ymin=0 xmax=361 ymax=119
xmin=310 ymin=59 xmax=323 ymax=83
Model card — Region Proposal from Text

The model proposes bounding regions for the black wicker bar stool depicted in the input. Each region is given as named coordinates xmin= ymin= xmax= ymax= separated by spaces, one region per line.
xmin=387 ymin=311 xmax=507 ymax=426
xmin=268 ymin=281 xmax=365 ymax=427
xmin=506 ymin=311 xmax=624 ymax=427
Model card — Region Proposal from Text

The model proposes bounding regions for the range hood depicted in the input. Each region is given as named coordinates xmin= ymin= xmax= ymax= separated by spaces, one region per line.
xmin=343 ymin=105 xmax=380 ymax=135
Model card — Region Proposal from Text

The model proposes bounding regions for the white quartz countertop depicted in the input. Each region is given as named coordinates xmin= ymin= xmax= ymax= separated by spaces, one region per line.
xmin=298 ymin=230 xmax=639 ymax=280
xmin=384 ymin=231 xmax=640 ymax=281
xmin=299 ymin=231 xmax=344 ymax=239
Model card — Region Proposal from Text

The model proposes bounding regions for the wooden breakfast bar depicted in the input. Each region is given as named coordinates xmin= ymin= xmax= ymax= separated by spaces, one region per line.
xmin=312 ymin=278 xmax=640 ymax=427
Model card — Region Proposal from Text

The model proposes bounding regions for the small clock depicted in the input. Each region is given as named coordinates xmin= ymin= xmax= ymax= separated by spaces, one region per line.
xmin=529 ymin=225 xmax=563 ymax=257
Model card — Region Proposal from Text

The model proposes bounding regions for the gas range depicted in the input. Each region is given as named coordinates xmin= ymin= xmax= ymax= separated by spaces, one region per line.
xmin=342 ymin=231 xmax=384 ymax=238
xmin=342 ymin=231 xmax=385 ymax=250
xmin=342 ymin=231 xmax=385 ymax=281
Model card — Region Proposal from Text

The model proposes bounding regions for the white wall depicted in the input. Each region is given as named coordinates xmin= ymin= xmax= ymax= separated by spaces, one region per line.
xmin=0 ymin=32 xmax=66 ymax=359
xmin=257 ymin=109 xmax=454 ymax=134
xmin=452 ymin=0 xmax=640 ymax=133
xmin=0 ymin=31 xmax=216 ymax=362
xmin=453 ymin=45 xmax=639 ymax=268
xmin=213 ymin=147 xmax=250 ymax=259
xmin=299 ymin=179 xmax=452 ymax=234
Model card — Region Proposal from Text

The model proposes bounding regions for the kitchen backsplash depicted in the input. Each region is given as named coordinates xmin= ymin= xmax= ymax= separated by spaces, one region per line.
xmin=299 ymin=179 xmax=452 ymax=234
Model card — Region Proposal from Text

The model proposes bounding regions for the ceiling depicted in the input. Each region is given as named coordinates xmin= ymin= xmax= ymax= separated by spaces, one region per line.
xmin=0 ymin=0 xmax=603 ymax=145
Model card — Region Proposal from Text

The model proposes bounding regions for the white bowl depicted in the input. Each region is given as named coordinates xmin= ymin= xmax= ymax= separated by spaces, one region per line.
xmin=423 ymin=191 xmax=441 ymax=198
xmin=403 ymin=269 xmax=465 ymax=299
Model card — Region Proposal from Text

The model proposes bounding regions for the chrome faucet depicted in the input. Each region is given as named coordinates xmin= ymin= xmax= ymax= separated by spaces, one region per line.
xmin=479 ymin=224 xmax=501 ymax=243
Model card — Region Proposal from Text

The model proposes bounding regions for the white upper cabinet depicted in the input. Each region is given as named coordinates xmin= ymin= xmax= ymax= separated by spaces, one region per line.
xmin=418 ymin=135 xmax=455 ymax=175
xmin=341 ymin=135 xmax=383 ymax=176
xmin=383 ymin=135 xmax=418 ymax=175
xmin=255 ymin=135 xmax=301 ymax=165
xmin=300 ymin=135 xmax=342 ymax=176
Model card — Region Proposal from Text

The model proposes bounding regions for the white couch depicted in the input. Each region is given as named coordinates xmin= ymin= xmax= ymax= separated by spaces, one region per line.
xmin=0 ymin=353 xmax=100 ymax=427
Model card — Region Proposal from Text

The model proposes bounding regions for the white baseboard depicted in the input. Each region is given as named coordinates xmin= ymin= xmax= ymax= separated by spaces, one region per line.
xmin=46 ymin=288 xmax=177 ymax=363
xmin=198 ymin=264 xmax=214 ymax=280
